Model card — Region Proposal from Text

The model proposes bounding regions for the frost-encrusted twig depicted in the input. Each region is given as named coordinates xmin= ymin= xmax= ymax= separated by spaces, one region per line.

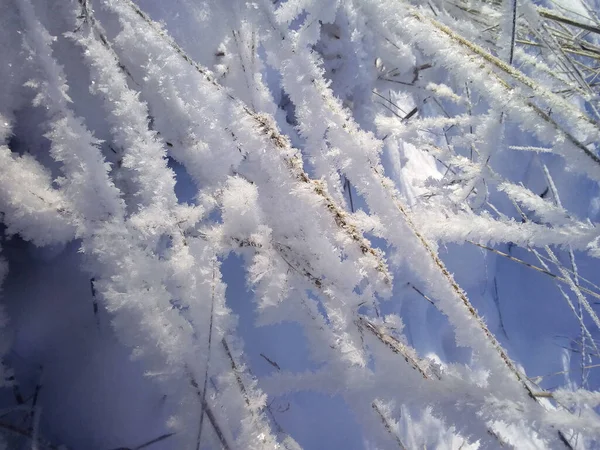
xmin=246 ymin=4 xmax=590 ymax=445
xmin=540 ymin=164 xmax=591 ymax=388
xmin=108 ymin=0 xmax=399 ymax=374
xmin=0 ymin=23 xmax=77 ymax=247
xmin=412 ymin=207 xmax=597 ymax=252
xmin=377 ymin=2 xmax=600 ymax=181
xmin=219 ymin=336 xmax=285 ymax=449
xmin=371 ymin=401 xmax=408 ymax=450
xmin=221 ymin=337 xmax=256 ymax=411
xmin=0 ymin=140 xmax=75 ymax=246
xmin=508 ymin=0 xmax=518 ymax=64
xmin=224 ymin=218 xmax=456 ymax=445
xmin=16 ymin=2 xmax=279 ymax=448
xmin=395 ymin=200 xmax=546 ymax=400
xmin=545 ymin=245 xmax=600 ymax=334
xmin=537 ymin=7 xmax=600 ymax=35
xmin=469 ymin=241 xmax=600 ymax=301
xmin=188 ymin=373 xmax=231 ymax=450
xmin=112 ymin=0 xmax=392 ymax=291
xmin=260 ymin=0 xmax=540 ymax=404
xmin=226 ymin=217 xmax=527 ymax=446
xmin=508 ymin=200 xmax=600 ymax=363
xmin=196 ymin=262 xmax=216 ymax=450
xmin=357 ymin=317 xmax=433 ymax=380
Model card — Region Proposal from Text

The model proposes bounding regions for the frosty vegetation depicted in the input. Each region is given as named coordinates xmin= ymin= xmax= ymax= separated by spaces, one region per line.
xmin=1 ymin=0 xmax=600 ymax=448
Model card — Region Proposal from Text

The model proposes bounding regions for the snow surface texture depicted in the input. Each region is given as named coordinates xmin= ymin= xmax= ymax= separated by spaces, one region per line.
xmin=1 ymin=0 xmax=600 ymax=448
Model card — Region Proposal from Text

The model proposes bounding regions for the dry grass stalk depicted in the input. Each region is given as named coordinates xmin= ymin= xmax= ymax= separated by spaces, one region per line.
xmin=371 ymin=401 xmax=408 ymax=450
xmin=537 ymin=8 xmax=600 ymax=36
xmin=188 ymin=372 xmax=231 ymax=450
xmin=357 ymin=316 xmax=433 ymax=380
xmin=468 ymin=241 xmax=600 ymax=301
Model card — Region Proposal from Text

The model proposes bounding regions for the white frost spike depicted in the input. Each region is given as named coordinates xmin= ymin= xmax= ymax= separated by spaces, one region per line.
xmin=0 ymin=145 xmax=75 ymax=245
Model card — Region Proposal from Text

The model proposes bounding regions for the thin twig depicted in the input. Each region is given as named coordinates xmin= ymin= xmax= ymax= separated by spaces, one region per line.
xmin=467 ymin=241 xmax=600 ymax=301
xmin=134 ymin=432 xmax=176 ymax=450
xmin=358 ymin=316 xmax=432 ymax=379
xmin=260 ymin=353 xmax=281 ymax=371
xmin=188 ymin=373 xmax=231 ymax=450
xmin=509 ymin=0 xmax=518 ymax=64
xmin=371 ymin=401 xmax=407 ymax=449
xmin=196 ymin=262 xmax=217 ymax=450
